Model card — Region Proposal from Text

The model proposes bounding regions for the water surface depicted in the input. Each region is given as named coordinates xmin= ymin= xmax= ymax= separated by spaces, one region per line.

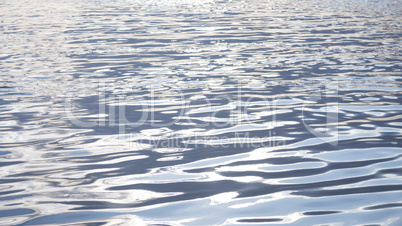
xmin=1 ymin=0 xmax=402 ymax=225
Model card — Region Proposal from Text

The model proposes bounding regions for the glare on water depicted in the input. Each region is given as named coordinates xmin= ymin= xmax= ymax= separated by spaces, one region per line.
xmin=0 ymin=0 xmax=402 ymax=225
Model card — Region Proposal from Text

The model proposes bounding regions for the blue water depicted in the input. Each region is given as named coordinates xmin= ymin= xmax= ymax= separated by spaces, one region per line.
xmin=1 ymin=0 xmax=402 ymax=225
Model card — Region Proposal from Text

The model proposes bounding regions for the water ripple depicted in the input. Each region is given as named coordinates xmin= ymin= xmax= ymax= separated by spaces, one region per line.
xmin=1 ymin=0 xmax=402 ymax=225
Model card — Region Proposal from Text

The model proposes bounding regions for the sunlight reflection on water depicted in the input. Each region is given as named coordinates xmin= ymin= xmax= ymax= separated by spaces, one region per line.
xmin=1 ymin=0 xmax=402 ymax=225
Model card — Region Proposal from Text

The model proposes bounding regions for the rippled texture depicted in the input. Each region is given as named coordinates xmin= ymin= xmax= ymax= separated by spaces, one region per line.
xmin=1 ymin=0 xmax=402 ymax=225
